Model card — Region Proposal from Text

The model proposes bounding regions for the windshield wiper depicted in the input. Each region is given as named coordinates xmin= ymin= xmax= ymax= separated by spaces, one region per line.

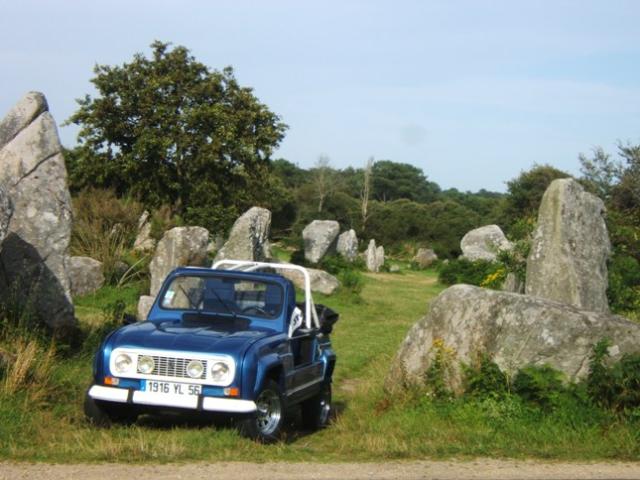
xmin=179 ymin=285 xmax=203 ymax=310
xmin=209 ymin=288 xmax=238 ymax=320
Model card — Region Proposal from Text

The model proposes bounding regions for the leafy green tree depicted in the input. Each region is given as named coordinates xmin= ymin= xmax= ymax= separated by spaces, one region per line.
xmin=66 ymin=41 xmax=287 ymax=232
xmin=498 ymin=164 xmax=571 ymax=234
xmin=372 ymin=160 xmax=440 ymax=203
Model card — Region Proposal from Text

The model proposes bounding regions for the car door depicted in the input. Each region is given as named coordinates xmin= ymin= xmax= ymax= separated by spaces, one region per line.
xmin=285 ymin=327 xmax=324 ymax=401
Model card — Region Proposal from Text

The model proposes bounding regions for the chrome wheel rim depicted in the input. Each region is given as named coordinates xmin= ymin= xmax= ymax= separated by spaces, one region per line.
xmin=256 ymin=389 xmax=282 ymax=436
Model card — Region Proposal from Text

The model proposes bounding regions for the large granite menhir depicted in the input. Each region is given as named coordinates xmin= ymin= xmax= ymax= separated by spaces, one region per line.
xmin=0 ymin=92 xmax=76 ymax=330
xmin=386 ymin=285 xmax=640 ymax=395
xmin=302 ymin=220 xmax=339 ymax=264
xmin=0 ymin=185 xmax=11 ymax=245
xmin=149 ymin=226 xmax=210 ymax=296
xmin=214 ymin=207 xmax=272 ymax=263
xmin=526 ymin=178 xmax=610 ymax=313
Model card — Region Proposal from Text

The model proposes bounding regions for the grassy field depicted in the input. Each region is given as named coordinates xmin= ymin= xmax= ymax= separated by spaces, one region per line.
xmin=1 ymin=268 xmax=639 ymax=462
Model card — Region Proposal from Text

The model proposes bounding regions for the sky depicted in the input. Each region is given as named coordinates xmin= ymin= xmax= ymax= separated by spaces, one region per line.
xmin=1 ymin=0 xmax=639 ymax=192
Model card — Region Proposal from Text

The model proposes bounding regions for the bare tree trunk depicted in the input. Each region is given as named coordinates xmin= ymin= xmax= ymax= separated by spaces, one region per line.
xmin=360 ymin=157 xmax=373 ymax=232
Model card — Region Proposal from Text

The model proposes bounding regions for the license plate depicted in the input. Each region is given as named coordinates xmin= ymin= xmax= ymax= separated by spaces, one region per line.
xmin=142 ymin=380 xmax=202 ymax=397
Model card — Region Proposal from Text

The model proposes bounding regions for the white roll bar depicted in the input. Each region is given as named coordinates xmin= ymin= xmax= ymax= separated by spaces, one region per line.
xmin=211 ymin=260 xmax=319 ymax=330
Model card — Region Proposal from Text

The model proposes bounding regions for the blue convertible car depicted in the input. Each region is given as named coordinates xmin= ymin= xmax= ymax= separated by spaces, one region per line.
xmin=85 ymin=260 xmax=338 ymax=442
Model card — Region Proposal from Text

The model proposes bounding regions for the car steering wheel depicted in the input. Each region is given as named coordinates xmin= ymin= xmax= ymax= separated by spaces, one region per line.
xmin=241 ymin=305 xmax=268 ymax=316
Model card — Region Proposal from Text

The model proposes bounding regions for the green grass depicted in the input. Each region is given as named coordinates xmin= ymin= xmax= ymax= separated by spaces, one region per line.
xmin=1 ymin=268 xmax=640 ymax=462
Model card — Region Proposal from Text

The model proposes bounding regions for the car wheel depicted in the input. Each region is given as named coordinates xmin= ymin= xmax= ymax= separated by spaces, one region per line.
xmin=239 ymin=379 xmax=285 ymax=443
xmin=301 ymin=382 xmax=332 ymax=431
xmin=84 ymin=392 xmax=138 ymax=427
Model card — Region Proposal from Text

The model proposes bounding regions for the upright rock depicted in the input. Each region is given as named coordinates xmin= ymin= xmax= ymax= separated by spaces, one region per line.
xmin=302 ymin=220 xmax=340 ymax=264
xmin=336 ymin=229 xmax=358 ymax=262
xmin=149 ymin=226 xmax=210 ymax=296
xmin=413 ymin=248 xmax=438 ymax=269
xmin=68 ymin=256 xmax=104 ymax=297
xmin=0 ymin=185 xmax=11 ymax=246
xmin=460 ymin=225 xmax=512 ymax=262
xmin=214 ymin=207 xmax=272 ymax=263
xmin=279 ymin=267 xmax=340 ymax=296
xmin=386 ymin=284 xmax=640 ymax=395
xmin=133 ymin=210 xmax=155 ymax=252
xmin=0 ymin=92 xmax=75 ymax=330
xmin=526 ymin=179 xmax=610 ymax=312
xmin=365 ymin=239 xmax=385 ymax=272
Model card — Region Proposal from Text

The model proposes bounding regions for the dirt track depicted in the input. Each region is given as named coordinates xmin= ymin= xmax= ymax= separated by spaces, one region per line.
xmin=2 ymin=460 xmax=640 ymax=480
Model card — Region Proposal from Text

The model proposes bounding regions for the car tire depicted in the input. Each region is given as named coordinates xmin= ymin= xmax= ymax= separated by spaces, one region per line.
xmin=239 ymin=379 xmax=285 ymax=443
xmin=84 ymin=392 xmax=138 ymax=427
xmin=301 ymin=382 xmax=332 ymax=431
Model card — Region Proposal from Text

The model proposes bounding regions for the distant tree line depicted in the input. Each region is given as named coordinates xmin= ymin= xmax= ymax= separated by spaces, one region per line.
xmin=62 ymin=39 xmax=640 ymax=317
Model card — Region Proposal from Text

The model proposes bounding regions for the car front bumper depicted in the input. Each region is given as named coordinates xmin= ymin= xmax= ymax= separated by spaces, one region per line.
xmin=88 ymin=385 xmax=257 ymax=413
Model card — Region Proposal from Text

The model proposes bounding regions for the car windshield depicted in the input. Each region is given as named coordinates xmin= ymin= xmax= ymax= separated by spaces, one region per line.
xmin=160 ymin=275 xmax=283 ymax=319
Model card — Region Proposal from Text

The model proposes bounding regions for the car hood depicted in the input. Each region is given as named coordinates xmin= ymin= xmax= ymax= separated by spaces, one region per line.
xmin=108 ymin=319 xmax=275 ymax=356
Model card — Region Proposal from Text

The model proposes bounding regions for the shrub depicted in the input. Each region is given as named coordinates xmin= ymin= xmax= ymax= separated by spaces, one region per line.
xmin=464 ymin=355 xmax=509 ymax=398
xmin=339 ymin=269 xmax=364 ymax=296
xmin=424 ymin=338 xmax=456 ymax=400
xmin=512 ymin=365 xmax=567 ymax=410
xmin=438 ymin=258 xmax=501 ymax=286
xmin=587 ymin=339 xmax=640 ymax=414
xmin=607 ymin=253 xmax=640 ymax=314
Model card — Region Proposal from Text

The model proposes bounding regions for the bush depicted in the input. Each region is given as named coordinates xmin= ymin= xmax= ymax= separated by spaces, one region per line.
xmin=438 ymin=258 xmax=501 ymax=286
xmin=512 ymin=365 xmax=567 ymax=411
xmin=339 ymin=269 xmax=364 ymax=296
xmin=464 ymin=356 xmax=509 ymax=398
xmin=587 ymin=339 xmax=640 ymax=414
xmin=607 ymin=253 xmax=640 ymax=314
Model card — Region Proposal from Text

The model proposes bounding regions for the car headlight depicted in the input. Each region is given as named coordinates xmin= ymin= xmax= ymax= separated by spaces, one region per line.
xmin=138 ymin=355 xmax=155 ymax=374
xmin=186 ymin=360 xmax=204 ymax=379
xmin=210 ymin=361 xmax=230 ymax=383
xmin=114 ymin=353 xmax=133 ymax=374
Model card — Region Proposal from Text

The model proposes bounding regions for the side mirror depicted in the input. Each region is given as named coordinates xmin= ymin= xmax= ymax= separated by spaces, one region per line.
xmin=122 ymin=313 xmax=138 ymax=325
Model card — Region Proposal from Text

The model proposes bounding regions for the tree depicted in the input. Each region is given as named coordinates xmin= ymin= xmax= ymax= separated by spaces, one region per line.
xmin=311 ymin=155 xmax=335 ymax=213
xmin=371 ymin=160 xmax=440 ymax=203
xmin=360 ymin=157 xmax=373 ymax=233
xmin=579 ymin=147 xmax=623 ymax=200
xmin=66 ymin=41 xmax=287 ymax=232
xmin=498 ymin=164 xmax=571 ymax=233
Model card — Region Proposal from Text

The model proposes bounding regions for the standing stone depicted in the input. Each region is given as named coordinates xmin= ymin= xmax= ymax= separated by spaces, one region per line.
xmin=386 ymin=284 xmax=640 ymax=395
xmin=133 ymin=210 xmax=155 ymax=252
xmin=68 ymin=256 xmax=104 ymax=297
xmin=0 ymin=92 xmax=75 ymax=330
xmin=336 ymin=229 xmax=358 ymax=262
xmin=526 ymin=178 xmax=610 ymax=313
xmin=413 ymin=248 xmax=438 ymax=269
xmin=279 ymin=267 xmax=340 ymax=295
xmin=460 ymin=225 xmax=512 ymax=262
xmin=137 ymin=295 xmax=155 ymax=321
xmin=365 ymin=239 xmax=385 ymax=272
xmin=0 ymin=185 xmax=11 ymax=246
xmin=149 ymin=226 xmax=210 ymax=296
xmin=214 ymin=207 xmax=272 ymax=263
xmin=302 ymin=220 xmax=340 ymax=264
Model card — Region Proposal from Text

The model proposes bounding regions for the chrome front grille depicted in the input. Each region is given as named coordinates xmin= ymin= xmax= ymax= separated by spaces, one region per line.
xmin=137 ymin=355 xmax=208 ymax=380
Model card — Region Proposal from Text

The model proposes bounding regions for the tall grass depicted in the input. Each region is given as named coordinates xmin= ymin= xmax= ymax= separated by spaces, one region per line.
xmin=70 ymin=188 xmax=144 ymax=284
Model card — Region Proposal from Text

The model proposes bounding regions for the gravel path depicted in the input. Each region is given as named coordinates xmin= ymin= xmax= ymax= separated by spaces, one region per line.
xmin=2 ymin=460 xmax=640 ymax=480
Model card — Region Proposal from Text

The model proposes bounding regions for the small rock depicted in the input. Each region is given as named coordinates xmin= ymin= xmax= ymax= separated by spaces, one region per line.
xmin=460 ymin=225 xmax=512 ymax=262
xmin=413 ymin=248 xmax=438 ymax=268
xmin=133 ymin=210 xmax=155 ymax=252
xmin=68 ymin=256 xmax=104 ymax=297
